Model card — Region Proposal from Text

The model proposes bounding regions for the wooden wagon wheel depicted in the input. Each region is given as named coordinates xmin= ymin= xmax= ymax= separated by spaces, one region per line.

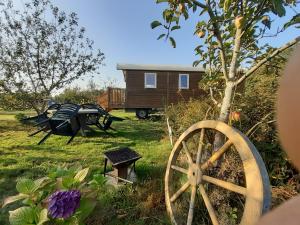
xmin=165 ymin=120 xmax=271 ymax=225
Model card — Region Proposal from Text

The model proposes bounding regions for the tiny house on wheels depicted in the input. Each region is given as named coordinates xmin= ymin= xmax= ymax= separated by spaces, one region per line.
xmin=98 ymin=64 xmax=205 ymax=119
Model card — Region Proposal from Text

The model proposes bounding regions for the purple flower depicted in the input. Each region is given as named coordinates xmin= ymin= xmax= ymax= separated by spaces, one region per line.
xmin=48 ymin=190 xmax=81 ymax=219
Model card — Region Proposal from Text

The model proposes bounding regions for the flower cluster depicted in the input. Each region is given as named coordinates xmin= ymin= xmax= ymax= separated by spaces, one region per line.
xmin=48 ymin=190 xmax=81 ymax=219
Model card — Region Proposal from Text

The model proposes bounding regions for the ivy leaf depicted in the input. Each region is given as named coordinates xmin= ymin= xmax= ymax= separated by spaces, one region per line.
xmin=171 ymin=25 xmax=181 ymax=31
xmin=74 ymin=168 xmax=89 ymax=182
xmin=9 ymin=207 xmax=35 ymax=225
xmin=157 ymin=34 xmax=166 ymax=40
xmin=150 ymin=21 xmax=162 ymax=29
xmin=169 ymin=37 xmax=176 ymax=48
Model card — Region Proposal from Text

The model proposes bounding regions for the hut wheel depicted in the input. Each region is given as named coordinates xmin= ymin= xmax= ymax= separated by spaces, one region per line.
xmin=136 ymin=109 xmax=149 ymax=119
xmin=165 ymin=120 xmax=271 ymax=225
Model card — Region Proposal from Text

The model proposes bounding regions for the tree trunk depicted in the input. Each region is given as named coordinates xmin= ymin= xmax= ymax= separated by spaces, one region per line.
xmin=214 ymin=81 xmax=235 ymax=150
xmin=218 ymin=81 xmax=235 ymax=123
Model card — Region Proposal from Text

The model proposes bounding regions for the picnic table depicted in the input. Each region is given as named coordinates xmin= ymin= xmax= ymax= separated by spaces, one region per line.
xmin=28 ymin=103 xmax=124 ymax=144
xmin=48 ymin=108 xmax=99 ymax=136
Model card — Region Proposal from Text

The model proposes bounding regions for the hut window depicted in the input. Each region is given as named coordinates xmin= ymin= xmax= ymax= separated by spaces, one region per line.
xmin=144 ymin=73 xmax=157 ymax=88
xmin=179 ymin=74 xmax=189 ymax=89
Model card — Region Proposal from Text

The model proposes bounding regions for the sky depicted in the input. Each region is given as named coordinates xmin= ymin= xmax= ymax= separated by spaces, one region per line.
xmin=14 ymin=0 xmax=300 ymax=89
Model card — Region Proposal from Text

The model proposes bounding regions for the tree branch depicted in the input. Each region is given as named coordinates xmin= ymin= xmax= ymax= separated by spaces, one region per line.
xmin=235 ymin=36 xmax=300 ymax=86
xmin=191 ymin=0 xmax=229 ymax=80
xmin=228 ymin=27 xmax=242 ymax=80
xmin=209 ymin=87 xmax=219 ymax=106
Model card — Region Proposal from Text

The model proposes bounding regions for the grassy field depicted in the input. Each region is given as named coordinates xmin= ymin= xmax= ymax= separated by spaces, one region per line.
xmin=0 ymin=111 xmax=172 ymax=225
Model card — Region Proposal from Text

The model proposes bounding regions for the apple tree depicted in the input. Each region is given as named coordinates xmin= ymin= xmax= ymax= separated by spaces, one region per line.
xmin=152 ymin=0 xmax=300 ymax=124
xmin=0 ymin=0 xmax=105 ymax=114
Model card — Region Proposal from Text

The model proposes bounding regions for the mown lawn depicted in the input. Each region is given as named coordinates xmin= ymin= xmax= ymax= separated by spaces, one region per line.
xmin=0 ymin=111 xmax=172 ymax=225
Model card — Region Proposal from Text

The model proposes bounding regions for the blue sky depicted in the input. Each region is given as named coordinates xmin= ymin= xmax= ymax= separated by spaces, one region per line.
xmin=15 ymin=0 xmax=300 ymax=89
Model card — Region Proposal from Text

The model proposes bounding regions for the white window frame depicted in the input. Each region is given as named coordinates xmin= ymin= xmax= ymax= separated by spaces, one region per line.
xmin=179 ymin=74 xmax=189 ymax=89
xmin=144 ymin=73 xmax=157 ymax=88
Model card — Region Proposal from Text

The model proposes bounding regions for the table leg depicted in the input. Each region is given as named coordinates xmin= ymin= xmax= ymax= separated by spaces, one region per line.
xmin=104 ymin=158 xmax=108 ymax=177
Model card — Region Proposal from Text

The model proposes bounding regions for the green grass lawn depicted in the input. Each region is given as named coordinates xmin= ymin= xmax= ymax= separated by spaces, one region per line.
xmin=0 ymin=111 xmax=172 ymax=225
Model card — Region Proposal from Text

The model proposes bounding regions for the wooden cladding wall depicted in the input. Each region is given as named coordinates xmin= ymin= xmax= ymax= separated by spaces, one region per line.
xmin=125 ymin=70 xmax=205 ymax=109
xmin=108 ymin=87 xmax=125 ymax=109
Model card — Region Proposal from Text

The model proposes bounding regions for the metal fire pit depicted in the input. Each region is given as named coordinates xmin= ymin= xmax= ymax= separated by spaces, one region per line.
xmin=103 ymin=147 xmax=141 ymax=184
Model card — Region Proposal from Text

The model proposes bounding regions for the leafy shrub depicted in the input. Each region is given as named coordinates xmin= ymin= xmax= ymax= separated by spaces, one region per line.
xmin=234 ymin=69 xmax=298 ymax=189
xmin=2 ymin=165 xmax=106 ymax=225
xmin=165 ymin=99 xmax=218 ymax=139
xmin=15 ymin=113 xmax=27 ymax=122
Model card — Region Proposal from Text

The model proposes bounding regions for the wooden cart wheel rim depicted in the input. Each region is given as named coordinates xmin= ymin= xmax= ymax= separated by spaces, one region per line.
xmin=165 ymin=120 xmax=271 ymax=225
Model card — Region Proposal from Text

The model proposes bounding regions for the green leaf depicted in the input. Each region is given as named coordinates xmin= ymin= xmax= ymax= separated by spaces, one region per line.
xmin=223 ymin=0 xmax=231 ymax=12
xmin=284 ymin=14 xmax=300 ymax=29
xmin=76 ymin=198 xmax=96 ymax=221
xmin=16 ymin=179 xmax=38 ymax=194
xmin=171 ymin=17 xmax=179 ymax=24
xmin=2 ymin=193 xmax=28 ymax=208
xmin=157 ymin=34 xmax=166 ymax=40
xmin=169 ymin=37 xmax=176 ymax=48
xmin=9 ymin=207 xmax=35 ymax=225
xmin=150 ymin=21 xmax=162 ymax=29
xmin=34 ymin=177 xmax=51 ymax=189
xmin=156 ymin=0 xmax=168 ymax=3
xmin=272 ymin=0 xmax=286 ymax=17
xmin=37 ymin=209 xmax=49 ymax=225
xmin=171 ymin=25 xmax=181 ymax=31
xmin=74 ymin=168 xmax=89 ymax=182
xmin=193 ymin=60 xmax=201 ymax=67
xmin=62 ymin=176 xmax=75 ymax=188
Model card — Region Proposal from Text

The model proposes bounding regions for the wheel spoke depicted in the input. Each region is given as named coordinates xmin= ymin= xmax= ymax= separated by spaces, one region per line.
xmin=196 ymin=128 xmax=205 ymax=164
xmin=182 ymin=141 xmax=193 ymax=165
xmin=202 ymin=175 xmax=247 ymax=196
xmin=171 ymin=165 xmax=188 ymax=175
xmin=187 ymin=186 xmax=197 ymax=225
xmin=201 ymin=140 xmax=232 ymax=170
xmin=199 ymin=184 xmax=219 ymax=225
xmin=170 ymin=181 xmax=190 ymax=203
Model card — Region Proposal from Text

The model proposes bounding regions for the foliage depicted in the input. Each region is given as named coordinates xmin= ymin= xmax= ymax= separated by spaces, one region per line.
xmin=14 ymin=113 xmax=27 ymax=122
xmin=0 ymin=0 xmax=105 ymax=114
xmin=2 ymin=164 xmax=106 ymax=225
xmin=152 ymin=0 xmax=300 ymax=123
xmin=54 ymin=81 xmax=104 ymax=105
xmin=165 ymin=99 xmax=218 ymax=138
xmin=234 ymin=66 xmax=298 ymax=189
xmin=0 ymin=93 xmax=34 ymax=111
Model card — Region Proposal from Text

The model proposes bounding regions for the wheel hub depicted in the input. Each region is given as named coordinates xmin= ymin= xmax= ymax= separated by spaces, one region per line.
xmin=188 ymin=163 xmax=203 ymax=186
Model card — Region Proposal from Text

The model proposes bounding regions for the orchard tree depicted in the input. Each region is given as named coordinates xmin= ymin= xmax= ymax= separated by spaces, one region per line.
xmin=152 ymin=0 xmax=300 ymax=124
xmin=0 ymin=0 xmax=105 ymax=113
